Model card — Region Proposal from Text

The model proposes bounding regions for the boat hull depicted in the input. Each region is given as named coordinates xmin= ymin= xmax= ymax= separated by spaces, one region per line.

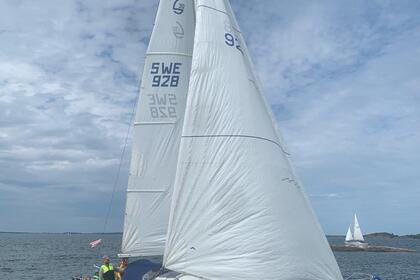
xmin=122 ymin=259 xmax=161 ymax=280
xmin=345 ymin=240 xmax=368 ymax=248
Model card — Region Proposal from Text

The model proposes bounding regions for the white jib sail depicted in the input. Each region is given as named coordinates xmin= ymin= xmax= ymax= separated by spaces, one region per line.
xmin=353 ymin=214 xmax=364 ymax=242
xmin=345 ymin=226 xmax=353 ymax=242
xmin=163 ymin=0 xmax=343 ymax=279
xmin=120 ymin=0 xmax=195 ymax=257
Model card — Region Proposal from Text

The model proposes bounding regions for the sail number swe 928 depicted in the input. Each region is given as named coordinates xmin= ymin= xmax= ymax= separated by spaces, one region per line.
xmin=148 ymin=61 xmax=181 ymax=119
xmin=147 ymin=93 xmax=177 ymax=118
xmin=150 ymin=62 xmax=181 ymax=87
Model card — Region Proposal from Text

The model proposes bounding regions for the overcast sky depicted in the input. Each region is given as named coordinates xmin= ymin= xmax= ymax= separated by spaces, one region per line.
xmin=0 ymin=0 xmax=419 ymax=235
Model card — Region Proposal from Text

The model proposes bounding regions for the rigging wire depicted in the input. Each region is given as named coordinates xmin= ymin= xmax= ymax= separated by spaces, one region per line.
xmin=94 ymin=1 xmax=159 ymax=265
xmin=96 ymin=85 xmax=140 ymax=260
xmin=99 ymin=0 xmax=161 ymax=241
xmin=102 ymin=103 xmax=137 ymax=234
xmin=75 ymin=88 xmax=139 ymax=278
xmin=99 ymin=0 xmax=162 ymax=240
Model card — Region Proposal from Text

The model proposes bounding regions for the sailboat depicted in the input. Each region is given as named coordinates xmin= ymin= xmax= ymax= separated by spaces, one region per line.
xmin=345 ymin=214 xmax=367 ymax=247
xmin=120 ymin=0 xmax=343 ymax=279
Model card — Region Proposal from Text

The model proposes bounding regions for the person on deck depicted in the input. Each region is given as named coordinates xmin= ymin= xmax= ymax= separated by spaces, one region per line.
xmin=115 ymin=258 xmax=129 ymax=280
xmin=99 ymin=256 xmax=120 ymax=280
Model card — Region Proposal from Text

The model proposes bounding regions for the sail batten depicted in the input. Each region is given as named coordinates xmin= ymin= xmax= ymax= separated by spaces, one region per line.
xmin=147 ymin=52 xmax=193 ymax=57
xmin=163 ymin=0 xmax=343 ymax=279
xmin=134 ymin=121 xmax=178 ymax=126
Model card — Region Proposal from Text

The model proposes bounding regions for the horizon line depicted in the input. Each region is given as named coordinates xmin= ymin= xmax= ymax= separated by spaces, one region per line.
xmin=0 ymin=231 xmax=419 ymax=236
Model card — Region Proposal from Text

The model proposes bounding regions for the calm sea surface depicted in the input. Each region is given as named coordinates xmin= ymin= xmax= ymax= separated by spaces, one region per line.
xmin=0 ymin=233 xmax=419 ymax=280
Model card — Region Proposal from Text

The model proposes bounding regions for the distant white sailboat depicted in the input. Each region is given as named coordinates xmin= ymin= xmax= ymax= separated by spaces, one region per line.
xmin=345 ymin=214 xmax=368 ymax=247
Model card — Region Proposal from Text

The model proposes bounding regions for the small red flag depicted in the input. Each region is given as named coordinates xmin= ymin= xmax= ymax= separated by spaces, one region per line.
xmin=89 ymin=239 xmax=102 ymax=248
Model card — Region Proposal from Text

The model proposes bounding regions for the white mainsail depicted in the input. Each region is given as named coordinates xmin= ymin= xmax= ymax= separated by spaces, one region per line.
xmin=163 ymin=0 xmax=343 ymax=279
xmin=120 ymin=0 xmax=195 ymax=257
xmin=353 ymin=214 xmax=364 ymax=242
xmin=345 ymin=226 xmax=353 ymax=242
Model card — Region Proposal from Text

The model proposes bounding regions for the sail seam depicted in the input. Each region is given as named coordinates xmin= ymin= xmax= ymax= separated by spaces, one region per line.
xmin=134 ymin=121 xmax=177 ymax=126
xmin=126 ymin=188 xmax=167 ymax=193
xmin=147 ymin=51 xmax=192 ymax=57
xmin=182 ymin=134 xmax=290 ymax=155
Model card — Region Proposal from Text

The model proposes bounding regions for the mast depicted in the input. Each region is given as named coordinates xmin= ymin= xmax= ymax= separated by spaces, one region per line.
xmin=353 ymin=214 xmax=364 ymax=242
xmin=120 ymin=0 xmax=195 ymax=257
xmin=162 ymin=0 xmax=343 ymax=279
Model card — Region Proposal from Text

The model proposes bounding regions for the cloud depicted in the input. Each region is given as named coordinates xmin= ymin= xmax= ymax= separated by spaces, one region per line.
xmin=311 ymin=193 xmax=342 ymax=199
xmin=0 ymin=0 xmax=419 ymax=234
xmin=0 ymin=0 xmax=158 ymax=232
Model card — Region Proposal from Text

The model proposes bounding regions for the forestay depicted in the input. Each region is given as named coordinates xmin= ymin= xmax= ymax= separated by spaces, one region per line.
xmin=163 ymin=0 xmax=343 ymax=279
xmin=121 ymin=0 xmax=195 ymax=257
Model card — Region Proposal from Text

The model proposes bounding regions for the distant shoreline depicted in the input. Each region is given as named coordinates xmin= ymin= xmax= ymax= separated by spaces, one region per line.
xmin=1 ymin=231 xmax=419 ymax=238
xmin=329 ymin=232 xmax=420 ymax=239
xmin=364 ymin=232 xmax=420 ymax=239
xmin=326 ymin=232 xmax=420 ymax=239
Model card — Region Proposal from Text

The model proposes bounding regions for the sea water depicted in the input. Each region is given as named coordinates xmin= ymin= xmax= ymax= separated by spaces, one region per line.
xmin=0 ymin=233 xmax=419 ymax=280
xmin=329 ymin=235 xmax=420 ymax=280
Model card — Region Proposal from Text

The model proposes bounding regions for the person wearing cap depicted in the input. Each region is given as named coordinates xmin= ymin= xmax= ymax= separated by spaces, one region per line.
xmin=99 ymin=256 xmax=119 ymax=280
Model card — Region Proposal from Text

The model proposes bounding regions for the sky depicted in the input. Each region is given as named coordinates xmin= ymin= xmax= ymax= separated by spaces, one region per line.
xmin=0 ymin=0 xmax=419 ymax=235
